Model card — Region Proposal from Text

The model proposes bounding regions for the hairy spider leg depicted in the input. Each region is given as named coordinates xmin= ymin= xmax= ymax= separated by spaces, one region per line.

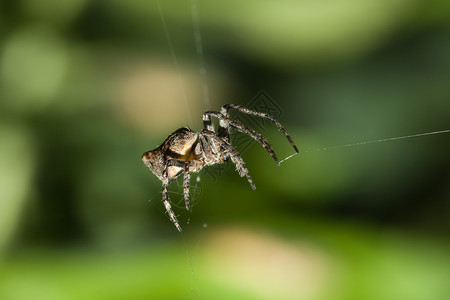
xmin=162 ymin=182 xmax=182 ymax=232
xmin=202 ymin=113 xmax=214 ymax=132
xmin=228 ymin=149 xmax=256 ymax=190
xmin=203 ymin=111 xmax=280 ymax=165
xmin=165 ymin=159 xmax=192 ymax=211
xmin=222 ymin=104 xmax=299 ymax=153
xmin=217 ymin=105 xmax=230 ymax=142
xmin=183 ymin=162 xmax=191 ymax=210
xmin=201 ymin=130 xmax=256 ymax=190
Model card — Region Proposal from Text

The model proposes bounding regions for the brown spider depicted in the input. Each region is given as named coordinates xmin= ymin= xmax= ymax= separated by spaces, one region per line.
xmin=142 ymin=104 xmax=298 ymax=231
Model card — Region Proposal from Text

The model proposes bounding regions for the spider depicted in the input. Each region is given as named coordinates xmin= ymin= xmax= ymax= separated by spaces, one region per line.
xmin=142 ymin=104 xmax=298 ymax=231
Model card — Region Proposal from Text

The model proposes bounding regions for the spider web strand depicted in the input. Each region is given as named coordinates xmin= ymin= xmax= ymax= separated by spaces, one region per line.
xmin=190 ymin=0 xmax=211 ymax=110
xmin=279 ymin=152 xmax=299 ymax=164
xmin=156 ymin=0 xmax=193 ymax=126
xmin=307 ymin=129 xmax=450 ymax=152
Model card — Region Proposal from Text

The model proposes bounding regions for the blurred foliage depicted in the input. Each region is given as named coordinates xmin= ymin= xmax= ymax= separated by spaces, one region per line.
xmin=0 ymin=0 xmax=449 ymax=299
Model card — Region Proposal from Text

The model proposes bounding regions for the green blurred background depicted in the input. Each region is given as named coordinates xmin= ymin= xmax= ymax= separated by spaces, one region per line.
xmin=0 ymin=0 xmax=449 ymax=299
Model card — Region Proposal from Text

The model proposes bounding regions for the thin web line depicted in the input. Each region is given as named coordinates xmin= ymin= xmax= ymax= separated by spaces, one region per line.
xmin=279 ymin=129 xmax=450 ymax=164
xmin=190 ymin=0 xmax=211 ymax=110
xmin=156 ymin=0 xmax=193 ymax=126
xmin=306 ymin=129 xmax=450 ymax=153
xmin=279 ymin=152 xmax=299 ymax=164
xmin=184 ymin=239 xmax=201 ymax=298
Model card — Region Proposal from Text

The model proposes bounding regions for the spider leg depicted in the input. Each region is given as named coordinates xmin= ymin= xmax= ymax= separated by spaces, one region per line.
xmin=204 ymin=111 xmax=280 ymax=165
xmin=183 ymin=162 xmax=191 ymax=210
xmin=202 ymin=112 xmax=214 ymax=131
xmin=201 ymin=130 xmax=256 ymax=189
xmin=217 ymin=105 xmax=230 ymax=142
xmin=229 ymin=149 xmax=256 ymax=190
xmin=222 ymin=104 xmax=299 ymax=153
xmin=165 ymin=159 xmax=192 ymax=211
xmin=162 ymin=182 xmax=182 ymax=232
xmin=167 ymin=159 xmax=191 ymax=210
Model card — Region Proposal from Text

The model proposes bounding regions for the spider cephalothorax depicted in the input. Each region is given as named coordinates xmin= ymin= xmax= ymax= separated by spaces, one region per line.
xmin=142 ymin=104 xmax=298 ymax=231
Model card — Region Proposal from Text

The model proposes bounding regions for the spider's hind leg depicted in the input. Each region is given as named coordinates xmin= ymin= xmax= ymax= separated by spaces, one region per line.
xmin=166 ymin=159 xmax=192 ymax=211
xmin=162 ymin=183 xmax=182 ymax=232
xmin=183 ymin=162 xmax=191 ymax=211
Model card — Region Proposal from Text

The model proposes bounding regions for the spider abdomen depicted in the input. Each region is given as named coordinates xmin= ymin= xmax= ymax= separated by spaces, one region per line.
xmin=163 ymin=127 xmax=198 ymax=156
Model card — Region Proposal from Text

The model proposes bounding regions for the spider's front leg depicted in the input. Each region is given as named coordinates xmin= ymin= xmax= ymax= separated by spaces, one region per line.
xmin=203 ymin=111 xmax=280 ymax=165
xmin=229 ymin=150 xmax=256 ymax=190
xmin=221 ymin=104 xmax=299 ymax=153
xmin=201 ymin=130 xmax=256 ymax=190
